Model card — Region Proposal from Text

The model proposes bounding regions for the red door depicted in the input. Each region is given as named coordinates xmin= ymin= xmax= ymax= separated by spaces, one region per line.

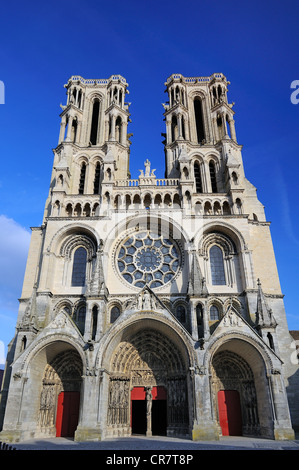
xmin=56 ymin=391 xmax=80 ymax=437
xmin=217 ymin=390 xmax=242 ymax=436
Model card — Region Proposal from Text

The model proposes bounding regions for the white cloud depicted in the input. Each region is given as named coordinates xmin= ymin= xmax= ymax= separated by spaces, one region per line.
xmin=0 ymin=215 xmax=31 ymax=311
xmin=0 ymin=341 xmax=5 ymax=366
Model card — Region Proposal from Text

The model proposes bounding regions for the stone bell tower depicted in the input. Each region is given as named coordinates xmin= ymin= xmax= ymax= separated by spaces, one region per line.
xmin=54 ymin=74 xmax=131 ymax=203
xmin=163 ymin=73 xmax=237 ymax=183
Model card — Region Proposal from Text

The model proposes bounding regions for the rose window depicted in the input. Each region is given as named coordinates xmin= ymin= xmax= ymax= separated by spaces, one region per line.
xmin=116 ymin=231 xmax=181 ymax=289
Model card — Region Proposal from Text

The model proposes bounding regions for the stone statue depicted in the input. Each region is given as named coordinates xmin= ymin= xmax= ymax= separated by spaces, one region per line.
xmin=144 ymin=159 xmax=151 ymax=176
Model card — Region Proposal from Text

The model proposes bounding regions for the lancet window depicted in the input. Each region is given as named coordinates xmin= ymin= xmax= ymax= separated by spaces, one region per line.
xmin=75 ymin=304 xmax=86 ymax=335
xmin=91 ymin=305 xmax=98 ymax=340
xmin=176 ymin=304 xmax=186 ymax=323
xmin=110 ymin=305 xmax=120 ymax=323
xmin=209 ymin=160 xmax=217 ymax=192
xmin=90 ymin=98 xmax=100 ymax=145
xmin=78 ymin=162 xmax=86 ymax=194
xmin=115 ymin=116 xmax=122 ymax=143
xmin=194 ymin=161 xmax=203 ymax=193
xmin=210 ymin=304 xmax=220 ymax=321
xmin=193 ymin=97 xmax=205 ymax=143
xmin=93 ymin=162 xmax=101 ymax=194
xmin=201 ymin=231 xmax=241 ymax=289
xmin=71 ymin=246 xmax=87 ymax=287
xmin=210 ymin=245 xmax=226 ymax=286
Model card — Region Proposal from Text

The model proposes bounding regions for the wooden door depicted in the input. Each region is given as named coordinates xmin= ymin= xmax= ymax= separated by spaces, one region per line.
xmin=217 ymin=390 xmax=242 ymax=436
xmin=56 ymin=391 xmax=80 ymax=437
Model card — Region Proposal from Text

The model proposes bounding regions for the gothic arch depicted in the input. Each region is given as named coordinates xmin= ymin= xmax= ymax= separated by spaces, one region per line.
xmin=39 ymin=349 xmax=83 ymax=434
xmin=223 ymin=296 xmax=242 ymax=313
xmin=197 ymin=221 xmax=247 ymax=253
xmin=206 ymin=152 xmax=220 ymax=163
xmin=75 ymin=154 xmax=89 ymax=166
xmin=199 ymin=228 xmax=244 ymax=289
xmin=19 ymin=335 xmax=87 ymax=378
xmin=207 ymin=296 xmax=224 ymax=311
xmin=211 ymin=350 xmax=260 ymax=436
xmin=188 ymin=90 xmax=210 ymax=143
xmin=89 ymin=153 xmax=104 ymax=165
xmin=53 ymin=299 xmax=73 ymax=316
xmin=110 ymin=328 xmax=187 ymax=376
xmin=201 ymin=231 xmax=236 ymax=258
xmin=88 ymin=91 xmax=104 ymax=103
xmin=188 ymin=89 xmax=207 ymax=101
xmin=98 ymin=314 xmax=195 ymax=373
xmin=60 ymin=233 xmax=97 ymax=260
xmin=205 ymin=333 xmax=277 ymax=437
xmin=8 ymin=334 xmax=87 ymax=438
xmin=46 ymin=226 xmax=99 ymax=290
xmin=99 ymin=315 xmax=194 ymax=437
xmin=47 ymin=223 xmax=99 ymax=254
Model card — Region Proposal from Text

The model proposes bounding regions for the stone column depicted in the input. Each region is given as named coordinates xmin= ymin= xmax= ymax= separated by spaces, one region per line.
xmin=269 ymin=370 xmax=295 ymax=440
xmin=190 ymin=301 xmax=199 ymax=341
xmin=145 ymin=387 xmax=152 ymax=437
xmin=177 ymin=113 xmax=182 ymax=138
xmin=58 ymin=116 xmax=67 ymax=144
xmin=75 ymin=372 xmax=102 ymax=442
xmin=109 ymin=115 xmax=116 ymax=141
xmin=84 ymin=303 xmax=93 ymax=342
xmin=65 ymin=116 xmax=73 ymax=142
xmin=191 ymin=368 xmax=219 ymax=441
xmin=228 ymin=118 xmax=237 ymax=141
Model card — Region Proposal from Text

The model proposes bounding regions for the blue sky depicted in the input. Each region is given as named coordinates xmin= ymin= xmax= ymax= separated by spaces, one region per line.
xmin=0 ymin=0 xmax=298 ymax=364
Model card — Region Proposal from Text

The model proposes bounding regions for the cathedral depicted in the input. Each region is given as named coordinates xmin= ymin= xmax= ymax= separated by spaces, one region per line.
xmin=0 ymin=73 xmax=298 ymax=443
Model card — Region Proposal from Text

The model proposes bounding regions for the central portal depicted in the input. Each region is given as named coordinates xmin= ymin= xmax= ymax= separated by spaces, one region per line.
xmin=131 ymin=386 xmax=167 ymax=436
xmin=107 ymin=328 xmax=189 ymax=438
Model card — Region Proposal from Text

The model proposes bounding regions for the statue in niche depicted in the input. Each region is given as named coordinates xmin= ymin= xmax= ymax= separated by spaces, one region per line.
xmin=137 ymin=289 xmax=157 ymax=311
xmin=143 ymin=290 xmax=151 ymax=310
xmin=127 ymin=288 xmax=159 ymax=312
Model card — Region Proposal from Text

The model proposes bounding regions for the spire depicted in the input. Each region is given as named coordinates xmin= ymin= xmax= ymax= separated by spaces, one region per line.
xmin=188 ymin=251 xmax=208 ymax=297
xmin=256 ymin=278 xmax=277 ymax=328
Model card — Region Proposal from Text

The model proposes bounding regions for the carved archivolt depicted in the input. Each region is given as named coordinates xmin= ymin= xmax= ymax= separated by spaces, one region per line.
xmin=200 ymin=232 xmax=236 ymax=258
xmin=60 ymin=234 xmax=97 ymax=260
xmin=211 ymin=351 xmax=260 ymax=434
xmin=107 ymin=328 xmax=189 ymax=434
xmin=110 ymin=329 xmax=186 ymax=378
xmin=211 ymin=350 xmax=253 ymax=381
xmin=38 ymin=349 xmax=83 ymax=431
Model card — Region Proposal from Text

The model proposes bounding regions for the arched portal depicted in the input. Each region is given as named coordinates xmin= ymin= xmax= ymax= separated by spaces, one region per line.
xmin=211 ymin=350 xmax=260 ymax=436
xmin=39 ymin=349 xmax=83 ymax=438
xmin=106 ymin=328 xmax=189 ymax=438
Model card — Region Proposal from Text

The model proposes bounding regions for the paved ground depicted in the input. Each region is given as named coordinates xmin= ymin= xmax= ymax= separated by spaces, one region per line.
xmin=10 ymin=434 xmax=299 ymax=451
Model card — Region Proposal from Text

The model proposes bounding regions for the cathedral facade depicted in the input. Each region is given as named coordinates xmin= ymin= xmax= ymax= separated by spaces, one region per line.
xmin=0 ymin=73 xmax=298 ymax=442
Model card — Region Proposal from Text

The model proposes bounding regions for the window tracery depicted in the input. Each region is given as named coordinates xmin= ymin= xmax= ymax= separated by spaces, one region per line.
xmin=201 ymin=231 xmax=241 ymax=288
xmin=115 ymin=230 xmax=182 ymax=290
xmin=60 ymin=233 xmax=97 ymax=288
